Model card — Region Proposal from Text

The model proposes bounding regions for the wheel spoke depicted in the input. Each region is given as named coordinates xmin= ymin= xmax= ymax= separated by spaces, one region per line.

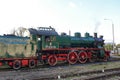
xmin=48 ymin=55 xmax=57 ymax=66
xmin=13 ymin=60 xmax=21 ymax=70
xmin=78 ymin=51 xmax=87 ymax=63
xmin=67 ymin=52 xmax=78 ymax=64
xmin=29 ymin=59 xmax=36 ymax=68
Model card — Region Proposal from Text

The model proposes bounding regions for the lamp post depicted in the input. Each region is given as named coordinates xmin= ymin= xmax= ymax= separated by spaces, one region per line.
xmin=104 ymin=19 xmax=115 ymax=53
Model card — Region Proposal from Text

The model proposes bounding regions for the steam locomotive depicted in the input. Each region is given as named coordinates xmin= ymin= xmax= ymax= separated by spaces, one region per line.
xmin=0 ymin=26 xmax=110 ymax=69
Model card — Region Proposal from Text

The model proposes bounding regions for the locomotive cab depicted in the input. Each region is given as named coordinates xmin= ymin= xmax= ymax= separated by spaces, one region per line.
xmin=28 ymin=26 xmax=58 ymax=51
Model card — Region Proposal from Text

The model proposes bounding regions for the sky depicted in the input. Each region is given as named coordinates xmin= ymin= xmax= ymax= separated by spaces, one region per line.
xmin=0 ymin=0 xmax=120 ymax=44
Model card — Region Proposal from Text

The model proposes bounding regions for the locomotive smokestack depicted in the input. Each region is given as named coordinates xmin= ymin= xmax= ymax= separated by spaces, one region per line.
xmin=94 ymin=33 xmax=97 ymax=38
xmin=100 ymin=35 xmax=103 ymax=39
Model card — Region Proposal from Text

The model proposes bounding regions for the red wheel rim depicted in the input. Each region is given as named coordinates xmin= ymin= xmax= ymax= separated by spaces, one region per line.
xmin=78 ymin=51 xmax=87 ymax=63
xmin=13 ymin=60 xmax=21 ymax=70
xmin=67 ymin=52 xmax=78 ymax=64
xmin=29 ymin=59 xmax=36 ymax=68
xmin=48 ymin=55 xmax=57 ymax=66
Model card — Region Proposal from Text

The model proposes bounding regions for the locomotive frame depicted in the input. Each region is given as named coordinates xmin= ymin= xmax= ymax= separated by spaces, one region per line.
xmin=40 ymin=47 xmax=110 ymax=66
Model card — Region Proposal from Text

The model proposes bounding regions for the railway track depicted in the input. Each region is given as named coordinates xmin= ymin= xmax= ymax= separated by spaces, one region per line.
xmin=34 ymin=67 xmax=120 ymax=80
xmin=0 ymin=56 xmax=120 ymax=80
xmin=73 ymin=68 xmax=120 ymax=80
xmin=0 ymin=56 xmax=120 ymax=72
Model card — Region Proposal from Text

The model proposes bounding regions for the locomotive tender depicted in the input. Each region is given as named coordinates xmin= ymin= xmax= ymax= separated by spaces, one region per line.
xmin=0 ymin=26 xmax=110 ymax=69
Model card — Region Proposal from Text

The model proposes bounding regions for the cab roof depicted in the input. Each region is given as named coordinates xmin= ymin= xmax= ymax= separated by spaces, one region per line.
xmin=28 ymin=26 xmax=58 ymax=36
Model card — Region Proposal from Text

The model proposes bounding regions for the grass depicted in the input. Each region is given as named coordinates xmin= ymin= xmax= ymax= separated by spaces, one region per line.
xmin=0 ymin=64 xmax=10 ymax=69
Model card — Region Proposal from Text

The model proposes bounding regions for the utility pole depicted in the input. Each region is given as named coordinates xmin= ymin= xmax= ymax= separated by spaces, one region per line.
xmin=104 ymin=19 xmax=115 ymax=53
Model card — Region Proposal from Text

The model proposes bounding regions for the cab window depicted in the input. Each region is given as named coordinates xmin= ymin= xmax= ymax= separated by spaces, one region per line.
xmin=45 ymin=36 xmax=50 ymax=42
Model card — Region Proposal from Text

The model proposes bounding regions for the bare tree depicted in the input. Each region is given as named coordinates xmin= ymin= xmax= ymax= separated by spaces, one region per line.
xmin=10 ymin=28 xmax=16 ymax=35
xmin=11 ymin=27 xmax=27 ymax=37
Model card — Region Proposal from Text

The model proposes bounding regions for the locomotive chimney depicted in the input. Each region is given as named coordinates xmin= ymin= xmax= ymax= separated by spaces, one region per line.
xmin=94 ymin=33 xmax=97 ymax=38
xmin=100 ymin=35 xmax=103 ymax=39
